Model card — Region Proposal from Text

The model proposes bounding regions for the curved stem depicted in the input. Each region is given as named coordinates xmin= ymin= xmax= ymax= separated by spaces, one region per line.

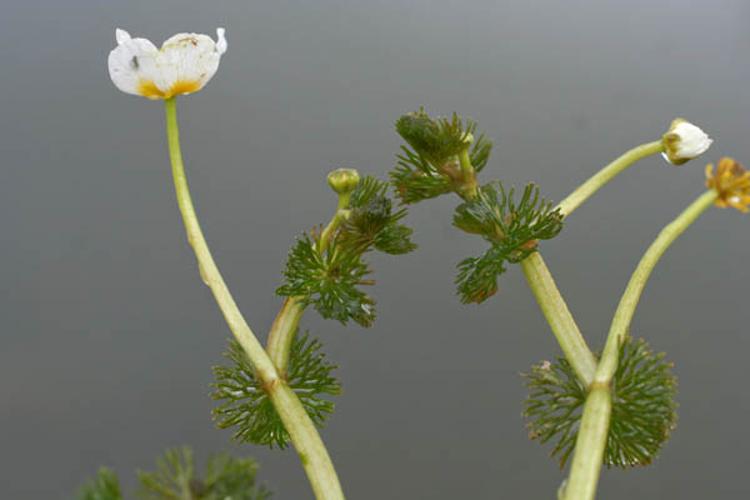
xmin=520 ymin=253 xmax=597 ymax=386
xmin=556 ymin=140 xmax=664 ymax=217
xmin=163 ymin=97 xmax=344 ymax=500
xmin=266 ymin=297 xmax=306 ymax=375
xmin=563 ymin=189 xmax=717 ymax=500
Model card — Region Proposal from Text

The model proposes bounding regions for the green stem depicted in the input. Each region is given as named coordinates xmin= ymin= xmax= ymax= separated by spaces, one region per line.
xmin=266 ymin=297 xmax=306 ymax=376
xmin=319 ymin=194 xmax=350 ymax=255
xmin=556 ymin=140 xmax=664 ymax=217
xmin=520 ymin=253 xmax=597 ymax=386
xmin=521 ymin=139 xmax=665 ymax=387
xmin=458 ymin=149 xmax=479 ymax=199
xmin=163 ymin=97 xmax=344 ymax=500
xmin=563 ymin=189 xmax=717 ymax=500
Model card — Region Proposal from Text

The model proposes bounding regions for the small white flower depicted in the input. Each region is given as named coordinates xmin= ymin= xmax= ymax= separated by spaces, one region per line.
xmin=661 ymin=118 xmax=712 ymax=165
xmin=108 ymin=28 xmax=227 ymax=100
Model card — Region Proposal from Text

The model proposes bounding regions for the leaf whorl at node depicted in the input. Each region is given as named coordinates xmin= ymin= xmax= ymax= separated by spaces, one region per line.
xmin=391 ymin=109 xmax=493 ymax=204
xmin=212 ymin=333 xmax=340 ymax=449
xmin=136 ymin=446 xmax=271 ymax=500
xmin=453 ymin=182 xmax=563 ymax=303
xmin=523 ymin=337 xmax=678 ymax=469
xmin=276 ymin=234 xmax=376 ymax=326
xmin=277 ymin=176 xmax=415 ymax=326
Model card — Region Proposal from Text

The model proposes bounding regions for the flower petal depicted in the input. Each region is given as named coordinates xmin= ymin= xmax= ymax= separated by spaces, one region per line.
xmin=108 ymin=29 xmax=161 ymax=98
xmin=153 ymin=28 xmax=227 ymax=98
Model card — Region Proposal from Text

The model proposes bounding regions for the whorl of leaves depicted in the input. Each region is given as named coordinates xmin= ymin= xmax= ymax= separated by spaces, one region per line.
xmin=276 ymin=235 xmax=375 ymax=326
xmin=391 ymin=109 xmax=493 ymax=204
xmin=212 ymin=332 xmax=340 ymax=449
xmin=76 ymin=468 xmax=122 ymax=500
xmin=453 ymin=182 xmax=563 ymax=303
xmin=523 ymin=337 xmax=678 ymax=468
xmin=277 ymin=176 xmax=415 ymax=326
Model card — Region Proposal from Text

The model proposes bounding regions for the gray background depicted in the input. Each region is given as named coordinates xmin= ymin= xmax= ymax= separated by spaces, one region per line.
xmin=1 ymin=0 xmax=749 ymax=498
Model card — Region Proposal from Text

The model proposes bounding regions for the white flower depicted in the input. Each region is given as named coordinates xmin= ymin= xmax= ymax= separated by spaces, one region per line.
xmin=108 ymin=28 xmax=227 ymax=100
xmin=661 ymin=118 xmax=712 ymax=165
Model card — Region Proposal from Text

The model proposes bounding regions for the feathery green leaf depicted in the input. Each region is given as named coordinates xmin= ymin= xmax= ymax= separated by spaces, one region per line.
xmin=453 ymin=182 xmax=563 ymax=303
xmin=523 ymin=337 xmax=677 ymax=468
xmin=212 ymin=332 xmax=340 ymax=449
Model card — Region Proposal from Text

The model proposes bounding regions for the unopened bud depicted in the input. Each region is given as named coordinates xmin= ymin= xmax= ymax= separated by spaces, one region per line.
xmin=327 ymin=168 xmax=361 ymax=195
xmin=662 ymin=118 xmax=712 ymax=165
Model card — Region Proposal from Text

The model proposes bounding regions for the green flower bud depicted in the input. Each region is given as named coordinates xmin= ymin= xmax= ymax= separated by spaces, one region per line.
xmin=327 ymin=168 xmax=361 ymax=195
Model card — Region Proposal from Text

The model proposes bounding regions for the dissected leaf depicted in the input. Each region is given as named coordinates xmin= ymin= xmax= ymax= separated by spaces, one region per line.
xmin=212 ymin=332 xmax=340 ymax=448
xmin=524 ymin=337 xmax=678 ymax=468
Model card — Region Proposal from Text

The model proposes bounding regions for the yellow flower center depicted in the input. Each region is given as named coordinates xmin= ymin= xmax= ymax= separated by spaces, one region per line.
xmin=137 ymin=79 xmax=202 ymax=100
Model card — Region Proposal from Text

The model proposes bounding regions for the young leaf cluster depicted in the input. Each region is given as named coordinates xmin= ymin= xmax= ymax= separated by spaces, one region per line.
xmin=454 ymin=182 xmax=563 ymax=303
xmin=391 ymin=109 xmax=492 ymax=203
xmin=76 ymin=447 xmax=271 ymax=500
xmin=277 ymin=176 xmax=415 ymax=326
xmin=523 ymin=336 xmax=677 ymax=468
xmin=212 ymin=332 xmax=340 ymax=448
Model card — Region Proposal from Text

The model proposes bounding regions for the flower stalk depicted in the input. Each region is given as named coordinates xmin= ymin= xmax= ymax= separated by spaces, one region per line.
xmin=164 ymin=97 xmax=344 ymax=500
xmin=563 ymin=189 xmax=718 ymax=500
xmin=556 ymin=140 xmax=664 ymax=217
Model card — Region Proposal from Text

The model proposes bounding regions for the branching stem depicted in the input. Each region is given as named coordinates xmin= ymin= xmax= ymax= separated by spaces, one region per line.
xmin=520 ymin=253 xmax=597 ymax=386
xmin=563 ymin=190 xmax=717 ymax=500
xmin=522 ymin=139 xmax=666 ymax=387
xmin=164 ymin=97 xmax=344 ymax=500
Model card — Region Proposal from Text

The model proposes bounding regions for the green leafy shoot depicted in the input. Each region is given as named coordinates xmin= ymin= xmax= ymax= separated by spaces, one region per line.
xmin=277 ymin=176 xmax=415 ymax=326
xmin=338 ymin=176 xmax=416 ymax=255
xmin=201 ymin=452 xmax=272 ymax=500
xmin=391 ymin=108 xmax=493 ymax=204
xmin=395 ymin=108 xmax=477 ymax=167
xmin=78 ymin=448 xmax=270 ymax=500
xmin=76 ymin=468 xmax=122 ymax=500
xmin=523 ymin=336 xmax=678 ymax=468
xmin=453 ymin=182 xmax=563 ymax=303
xmin=137 ymin=447 xmax=196 ymax=499
xmin=212 ymin=332 xmax=340 ymax=449
xmin=137 ymin=446 xmax=270 ymax=499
